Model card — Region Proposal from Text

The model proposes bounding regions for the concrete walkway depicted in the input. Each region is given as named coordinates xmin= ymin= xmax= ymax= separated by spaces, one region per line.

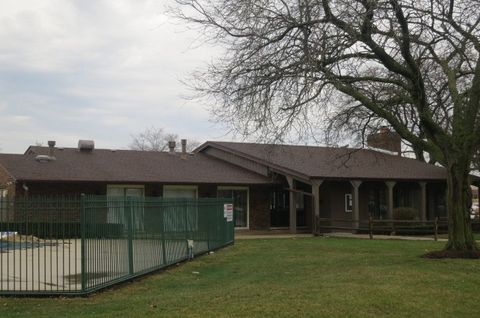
xmin=235 ymin=232 xmax=448 ymax=241
xmin=236 ymin=234 xmax=313 ymax=240
xmin=323 ymin=232 xmax=448 ymax=242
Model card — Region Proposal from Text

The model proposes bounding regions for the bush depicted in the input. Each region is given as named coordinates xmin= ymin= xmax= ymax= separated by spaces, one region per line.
xmin=393 ymin=207 xmax=418 ymax=220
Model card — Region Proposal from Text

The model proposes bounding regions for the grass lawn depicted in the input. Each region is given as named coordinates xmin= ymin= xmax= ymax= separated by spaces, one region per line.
xmin=1 ymin=237 xmax=480 ymax=318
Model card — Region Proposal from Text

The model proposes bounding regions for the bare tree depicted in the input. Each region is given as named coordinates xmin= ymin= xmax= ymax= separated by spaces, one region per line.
xmin=129 ymin=127 xmax=200 ymax=152
xmin=175 ymin=0 xmax=480 ymax=252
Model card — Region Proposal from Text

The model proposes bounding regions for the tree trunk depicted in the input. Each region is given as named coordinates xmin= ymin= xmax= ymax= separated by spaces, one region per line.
xmin=445 ymin=162 xmax=477 ymax=251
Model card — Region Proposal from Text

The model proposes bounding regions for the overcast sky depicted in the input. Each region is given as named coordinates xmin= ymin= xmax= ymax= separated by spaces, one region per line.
xmin=0 ymin=0 xmax=231 ymax=153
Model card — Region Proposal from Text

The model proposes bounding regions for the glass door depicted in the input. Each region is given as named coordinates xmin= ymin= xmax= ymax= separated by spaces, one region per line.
xmin=106 ymin=185 xmax=144 ymax=228
xmin=270 ymin=189 xmax=289 ymax=227
xmin=217 ymin=188 xmax=248 ymax=228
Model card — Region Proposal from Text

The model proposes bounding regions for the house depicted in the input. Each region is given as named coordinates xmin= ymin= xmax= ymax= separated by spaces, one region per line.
xmin=1 ymin=130 xmax=478 ymax=233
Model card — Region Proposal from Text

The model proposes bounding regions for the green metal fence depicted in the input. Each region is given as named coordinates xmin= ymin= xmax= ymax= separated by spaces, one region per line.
xmin=0 ymin=196 xmax=234 ymax=296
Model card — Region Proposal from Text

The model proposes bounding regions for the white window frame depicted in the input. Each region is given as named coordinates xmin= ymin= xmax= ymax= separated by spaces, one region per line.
xmin=107 ymin=184 xmax=145 ymax=197
xmin=163 ymin=185 xmax=198 ymax=198
xmin=106 ymin=185 xmax=145 ymax=230
xmin=345 ymin=193 xmax=353 ymax=213
xmin=217 ymin=186 xmax=249 ymax=230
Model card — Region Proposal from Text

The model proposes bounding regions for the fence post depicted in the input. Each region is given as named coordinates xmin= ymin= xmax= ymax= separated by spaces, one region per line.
xmin=126 ymin=197 xmax=134 ymax=276
xmin=369 ymin=216 xmax=373 ymax=240
xmin=206 ymin=202 xmax=210 ymax=251
xmin=434 ymin=216 xmax=438 ymax=241
xmin=391 ymin=220 xmax=395 ymax=236
xmin=159 ymin=200 xmax=167 ymax=266
xmin=185 ymin=201 xmax=190 ymax=260
xmin=80 ymin=194 xmax=87 ymax=292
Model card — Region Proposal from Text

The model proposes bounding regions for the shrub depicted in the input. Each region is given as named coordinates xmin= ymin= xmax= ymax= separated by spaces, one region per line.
xmin=393 ymin=207 xmax=418 ymax=220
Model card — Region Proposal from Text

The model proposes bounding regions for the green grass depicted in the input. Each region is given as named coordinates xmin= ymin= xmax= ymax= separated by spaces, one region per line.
xmin=1 ymin=237 xmax=480 ymax=317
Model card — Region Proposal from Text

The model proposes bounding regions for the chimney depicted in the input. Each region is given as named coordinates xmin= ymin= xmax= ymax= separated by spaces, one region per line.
xmin=168 ymin=141 xmax=176 ymax=154
xmin=367 ymin=127 xmax=401 ymax=156
xmin=47 ymin=140 xmax=56 ymax=158
xmin=181 ymin=139 xmax=187 ymax=159
xmin=379 ymin=126 xmax=390 ymax=134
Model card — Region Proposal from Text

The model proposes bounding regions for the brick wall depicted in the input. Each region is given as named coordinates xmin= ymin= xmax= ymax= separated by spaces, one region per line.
xmin=16 ymin=181 xmax=106 ymax=197
xmin=367 ymin=128 xmax=401 ymax=154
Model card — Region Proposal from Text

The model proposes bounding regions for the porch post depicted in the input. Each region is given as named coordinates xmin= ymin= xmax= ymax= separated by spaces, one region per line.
xmin=311 ymin=179 xmax=323 ymax=234
xmin=286 ymin=175 xmax=296 ymax=234
xmin=350 ymin=180 xmax=362 ymax=230
xmin=385 ymin=181 xmax=396 ymax=219
xmin=419 ymin=182 xmax=427 ymax=221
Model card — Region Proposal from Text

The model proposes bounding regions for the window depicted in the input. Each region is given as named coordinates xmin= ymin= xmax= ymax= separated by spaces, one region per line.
xmin=106 ymin=185 xmax=145 ymax=230
xmin=107 ymin=185 xmax=144 ymax=198
xmin=368 ymin=189 xmax=387 ymax=218
xmin=163 ymin=185 xmax=198 ymax=198
xmin=295 ymin=192 xmax=304 ymax=210
xmin=0 ymin=189 xmax=7 ymax=198
xmin=163 ymin=185 xmax=198 ymax=232
xmin=218 ymin=187 xmax=249 ymax=228
xmin=345 ymin=194 xmax=353 ymax=212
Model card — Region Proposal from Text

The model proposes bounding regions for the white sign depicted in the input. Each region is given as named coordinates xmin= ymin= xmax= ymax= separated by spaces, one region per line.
xmin=224 ymin=204 xmax=234 ymax=222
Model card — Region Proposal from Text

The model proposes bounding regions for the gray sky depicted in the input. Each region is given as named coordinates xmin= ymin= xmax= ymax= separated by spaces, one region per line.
xmin=0 ymin=0 xmax=229 ymax=153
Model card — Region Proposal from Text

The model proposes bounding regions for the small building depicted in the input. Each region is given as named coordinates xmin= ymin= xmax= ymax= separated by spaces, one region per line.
xmin=1 ymin=131 xmax=479 ymax=233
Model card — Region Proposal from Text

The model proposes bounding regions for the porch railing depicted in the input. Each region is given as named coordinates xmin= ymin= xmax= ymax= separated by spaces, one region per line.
xmin=0 ymin=196 xmax=234 ymax=296
xmin=316 ymin=217 xmax=480 ymax=240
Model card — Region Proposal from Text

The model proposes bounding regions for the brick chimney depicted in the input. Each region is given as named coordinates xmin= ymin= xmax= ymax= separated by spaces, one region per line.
xmin=367 ymin=126 xmax=401 ymax=155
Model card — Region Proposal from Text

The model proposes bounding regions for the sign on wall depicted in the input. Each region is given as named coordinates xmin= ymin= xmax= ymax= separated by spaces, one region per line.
xmin=224 ymin=204 xmax=233 ymax=222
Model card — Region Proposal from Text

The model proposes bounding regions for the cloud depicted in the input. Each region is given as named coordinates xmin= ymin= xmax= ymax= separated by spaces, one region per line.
xmin=0 ymin=0 xmax=229 ymax=153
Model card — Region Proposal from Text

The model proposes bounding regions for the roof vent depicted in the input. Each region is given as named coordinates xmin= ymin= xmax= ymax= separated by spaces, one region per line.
xmin=181 ymin=139 xmax=187 ymax=159
xmin=35 ymin=155 xmax=56 ymax=163
xmin=168 ymin=141 xmax=176 ymax=154
xmin=78 ymin=140 xmax=95 ymax=152
xmin=47 ymin=140 xmax=56 ymax=158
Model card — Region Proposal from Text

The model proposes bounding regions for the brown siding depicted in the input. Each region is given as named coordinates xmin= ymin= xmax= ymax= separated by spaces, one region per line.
xmin=319 ymin=181 xmax=352 ymax=221
xmin=249 ymin=185 xmax=270 ymax=230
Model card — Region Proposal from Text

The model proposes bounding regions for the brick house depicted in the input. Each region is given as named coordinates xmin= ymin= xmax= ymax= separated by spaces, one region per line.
xmin=1 ymin=131 xmax=479 ymax=233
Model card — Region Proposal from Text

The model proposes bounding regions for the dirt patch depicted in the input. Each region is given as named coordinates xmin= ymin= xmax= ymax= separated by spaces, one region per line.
xmin=422 ymin=249 xmax=480 ymax=259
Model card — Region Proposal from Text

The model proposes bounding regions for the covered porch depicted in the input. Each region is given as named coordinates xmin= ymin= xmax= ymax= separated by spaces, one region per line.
xmin=271 ymin=174 xmax=448 ymax=234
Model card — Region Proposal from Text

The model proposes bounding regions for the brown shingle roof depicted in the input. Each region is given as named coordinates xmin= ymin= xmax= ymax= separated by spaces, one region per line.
xmin=0 ymin=146 xmax=271 ymax=184
xmin=199 ymin=141 xmax=448 ymax=181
